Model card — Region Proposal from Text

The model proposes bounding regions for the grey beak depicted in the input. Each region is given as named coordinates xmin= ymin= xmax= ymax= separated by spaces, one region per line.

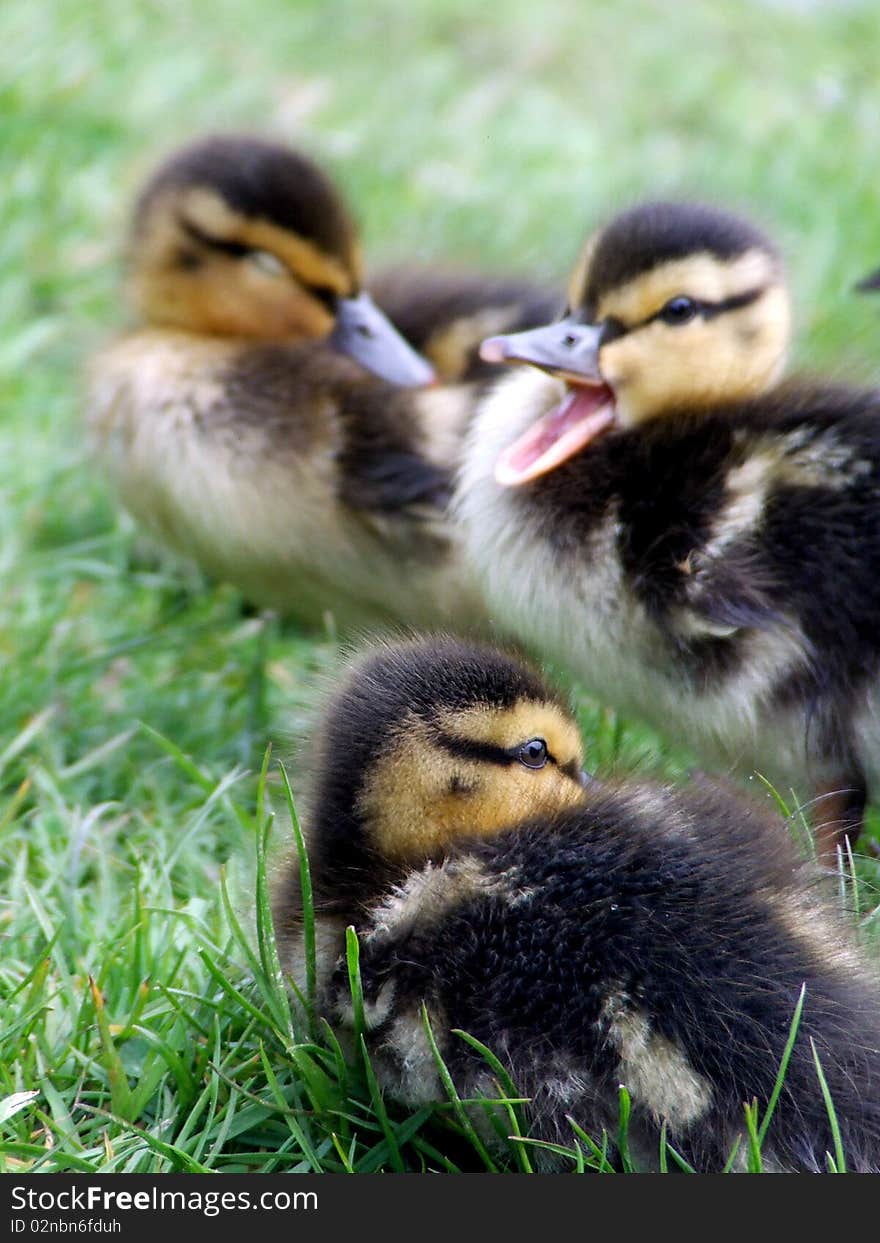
xmin=480 ymin=315 xmax=604 ymax=382
xmin=329 ymin=293 xmax=436 ymax=387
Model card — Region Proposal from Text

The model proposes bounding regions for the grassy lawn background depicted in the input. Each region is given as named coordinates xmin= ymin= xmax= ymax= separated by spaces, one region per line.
xmin=3 ymin=0 xmax=880 ymax=1172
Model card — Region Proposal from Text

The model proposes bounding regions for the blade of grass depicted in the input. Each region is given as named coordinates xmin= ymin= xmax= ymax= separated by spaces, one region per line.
xmin=0 ymin=1091 xmax=39 ymax=1125
xmin=664 ymin=1142 xmax=697 ymax=1173
xmin=616 ymin=1084 xmax=637 ymax=1173
xmin=140 ymin=723 xmax=251 ymax=834
xmin=253 ymin=754 xmax=294 ymax=1044
xmin=452 ymin=1028 xmax=533 ymax=1172
xmin=743 ymin=1098 xmax=762 ymax=1173
xmin=721 ymin=1132 xmax=743 ymax=1174
xmin=88 ymin=977 xmax=134 ymax=1121
xmin=345 ymin=927 xmax=365 ymax=1050
xmin=279 ymin=760 xmax=317 ymax=1036
xmin=331 ymin=1132 xmax=356 ymax=1172
xmin=810 ymin=1038 xmax=846 ymax=1173
xmin=197 ymin=948 xmax=277 ymax=1032
xmin=420 ymin=1004 xmax=498 ymax=1172
xmin=757 ymin=982 xmax=806 ymax=1145
xmin=359 ymin=1036 xmax=405 ymax=1172
xmin=658 ymin=1119 xmax=668 ymax=1173
xmin=566 ymin=1117 xmax=615 ymax=1172
xmin=257 ymin=1043 xmax=323 ymax=1170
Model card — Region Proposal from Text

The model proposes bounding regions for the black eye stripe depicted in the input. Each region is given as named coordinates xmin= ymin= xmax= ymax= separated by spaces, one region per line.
xmin=598 ymin=317 xmax=627 ymax=346
xmin=434 ymin=730 xmax=559 ymax=769
xmin=435 ymin=732 xmax=515 ymax=765
xmin=309 ymin=284 xmax=338 ymax=311
xmin=559 ymin=758 xmax=584 ymax=782
xmin=177 ymin=218 xmax=345 ymax=304
xmin=698 ymin=286 xmax=765 ymax=319
xmin=179 ymin=216 xmax=252 ymax=258
xmin=595 ymin=285 xmax=766 ymax=342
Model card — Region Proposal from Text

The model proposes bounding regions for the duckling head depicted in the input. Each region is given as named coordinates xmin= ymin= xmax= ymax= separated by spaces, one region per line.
xmin=481 ymin=201 xmax=791 ymax=485
xmin=126 ymin=134 xmax=434 ymax=385
xmin=306 ymin=637 xmax=588 ymax=892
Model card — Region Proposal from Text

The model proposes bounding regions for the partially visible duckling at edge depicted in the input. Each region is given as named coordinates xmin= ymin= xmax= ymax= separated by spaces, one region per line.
xmin=457 ymin=200 xmax=880 ymax=855
xmin=87 ymin=136 xmax=555 ymax=630
xmin=856 ymin=265 xmax=880 ymax=295
xmin=275 ymin=637 xmax=880 ymax=1173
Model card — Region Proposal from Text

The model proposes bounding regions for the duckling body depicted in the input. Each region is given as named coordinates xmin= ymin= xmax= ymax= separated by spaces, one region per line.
xmin=277 ymin=638 xmax=880 ymax=1172
xmin=87 ymin=135 xmax=556 ymax=630
xmin=91 ymin=327 xmax=469 ymax=629
xmin=457 ymin=202 xmax=880 ymax=847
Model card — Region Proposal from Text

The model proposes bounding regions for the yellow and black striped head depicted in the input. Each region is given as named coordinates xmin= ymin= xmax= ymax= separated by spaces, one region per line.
xmin=482 ymin=201 xmax=791 ymax=485
xmin=126 ymin=135 xmax=433 ymax=384
xmin=307 ymin=638 xmax=588 ymax=894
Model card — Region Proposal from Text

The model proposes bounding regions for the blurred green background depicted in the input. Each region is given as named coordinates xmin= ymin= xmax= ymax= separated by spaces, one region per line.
xmin=2 ymin=0 xmax=880 ymax=1172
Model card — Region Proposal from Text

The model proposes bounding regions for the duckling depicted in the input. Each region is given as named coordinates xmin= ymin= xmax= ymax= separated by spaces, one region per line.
xmin=456 ymin=199 xmax=880 ymax=854
xmin=369 ymin=266 xmax=561 ymax=386
xmin=87 ymin=136 xmax=555 ymax=631
xmin=856 ymin=267 xmax=880 ymax=294
xmin=276 ymin=637 xmax=880 ymax=1173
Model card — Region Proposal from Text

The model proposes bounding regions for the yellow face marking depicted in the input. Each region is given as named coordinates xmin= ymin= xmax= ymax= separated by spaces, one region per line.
xmin=436 ymin=701 xmax=584 ymax=769
xmin=598 ymin=279 xmax=790 ymax=426
xmin=358 ymin=703 xmax=586 ymax=863
xmin=595 ymin=248 xmax=779 ymax=326
xmin=128 ymin=187 xmax=356 ymax=338
xmin=577 ymin=248 xmax=791 ymax=426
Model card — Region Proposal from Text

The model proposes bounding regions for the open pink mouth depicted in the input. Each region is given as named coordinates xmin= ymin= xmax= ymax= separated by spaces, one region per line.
xmin=494 ymin=382 xmax=616 ymax=487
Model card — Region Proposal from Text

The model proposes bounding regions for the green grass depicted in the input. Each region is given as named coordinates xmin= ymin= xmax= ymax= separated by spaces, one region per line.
xmin=3 ymin=0 xmax=880 ymax=1173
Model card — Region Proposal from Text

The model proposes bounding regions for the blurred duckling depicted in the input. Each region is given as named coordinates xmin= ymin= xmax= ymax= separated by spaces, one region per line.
xmin=276 ymin=637 xmax=880 ymax=1173
xmin=856 ymin=266 xmax=880 ymax=295
xmin=457 ymin=200 xmax=880 ymax=854
xmin=87 ymin=136 xmax=553 ymax=630
xmin=370 ymin=265 xmax=560 ymax=386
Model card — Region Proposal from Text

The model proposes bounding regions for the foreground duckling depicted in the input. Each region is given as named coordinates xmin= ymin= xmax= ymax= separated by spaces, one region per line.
xmin=89 ymin=135 xmax=552 ymax=629
xmin=457 ymin=200 xmax=880 ymax=853
xmin=276 ymin=637 xmax=880 ymax=1172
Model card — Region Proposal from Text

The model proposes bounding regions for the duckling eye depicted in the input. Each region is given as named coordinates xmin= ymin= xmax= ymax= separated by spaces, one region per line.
xmin=658 ymin=296 xmax=699 ymax=326
xmin=248 ymin=250 xmax=287 ymax=277
xmin=517 ymin=738 xmax=548 ymax=769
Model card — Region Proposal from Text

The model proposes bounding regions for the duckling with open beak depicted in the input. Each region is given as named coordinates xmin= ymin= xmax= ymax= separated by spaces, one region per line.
xmin=458 ymin=200 xmax=880 ymax=856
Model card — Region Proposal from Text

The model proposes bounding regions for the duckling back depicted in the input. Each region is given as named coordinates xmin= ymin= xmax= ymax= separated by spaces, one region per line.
xmin=327 ymin=779 xmax=880 ymax=1171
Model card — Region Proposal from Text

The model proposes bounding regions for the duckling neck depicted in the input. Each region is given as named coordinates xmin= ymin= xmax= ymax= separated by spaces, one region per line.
xmin=307 ymin=811 xmax=403 ymax=922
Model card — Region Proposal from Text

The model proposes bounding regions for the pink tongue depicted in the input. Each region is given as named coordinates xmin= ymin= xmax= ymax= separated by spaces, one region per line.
xmin=494 ymin=386 xmax=616 ymax=487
